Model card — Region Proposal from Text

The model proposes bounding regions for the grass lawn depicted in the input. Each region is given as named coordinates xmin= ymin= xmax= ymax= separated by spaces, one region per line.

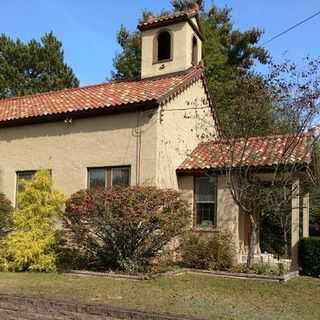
xmin=0 ymin=272 xmax=319 ymax=320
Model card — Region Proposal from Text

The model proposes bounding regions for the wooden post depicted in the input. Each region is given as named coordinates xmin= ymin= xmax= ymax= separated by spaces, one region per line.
xmin=291 ymin=179 xmax=300 ymax=270
xmin=303 ymin=193 xmax=310 ymax=238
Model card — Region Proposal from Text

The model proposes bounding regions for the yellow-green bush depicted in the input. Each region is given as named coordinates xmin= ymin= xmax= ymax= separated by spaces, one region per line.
xmin=6 ymin=170 xmax=64 ymax=272
xmin=0 ymin=193 xmax=13 ymax=271
xmin=0 ymin=193 xmax=13 ymax=238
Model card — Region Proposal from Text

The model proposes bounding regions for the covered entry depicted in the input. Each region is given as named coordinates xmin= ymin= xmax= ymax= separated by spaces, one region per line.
xmin=177 ymin=131 xmax=315 ymax=268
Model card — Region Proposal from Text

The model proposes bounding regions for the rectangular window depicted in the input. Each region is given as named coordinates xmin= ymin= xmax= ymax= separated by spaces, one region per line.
xmin=88 ymin=168 xmax=106 ymax=190
xmin=16 ymin=170 xmax=36 ymax=192
xmin=112 ymin=166 xmax=130 ymax=186
xmin=195 ymin=176 xmax=216 ymax=228
xmin=16 ymin=170 xmax=36 ymax=206
xmin=88 ymin=166 xmax=130 ymax=190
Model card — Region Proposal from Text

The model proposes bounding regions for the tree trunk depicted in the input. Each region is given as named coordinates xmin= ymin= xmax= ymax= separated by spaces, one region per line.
xmin=247 ymin=213 xmax=258 ymax=268
xmin=283 ymin=228 xmax=288 ymax=258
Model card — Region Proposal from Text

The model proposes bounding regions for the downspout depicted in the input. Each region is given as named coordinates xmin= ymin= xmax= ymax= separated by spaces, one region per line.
xmin=135 ymin=111 xmax=143 ymax=185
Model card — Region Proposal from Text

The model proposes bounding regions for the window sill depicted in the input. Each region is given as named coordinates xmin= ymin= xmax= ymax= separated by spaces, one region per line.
xmin=192 ymin=227 xmax=218 ymax=233
xmin=152 ymin=58 xmax=173 ymax=65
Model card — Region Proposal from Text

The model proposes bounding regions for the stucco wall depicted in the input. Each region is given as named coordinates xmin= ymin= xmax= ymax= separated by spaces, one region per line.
xmin=178 ymin=175 xmax=194 ymax=228
xmin=185 ymin=19 xmax=202 ymax=66
xmin=0 ymin=110 xmax=158 ymax=205
xmin=217 ymin=175 xmax=239 ymax=253
xmin=156 ymin=79 xmax=216 ymax=189
xmin=178 ymin=174 xmax=241 ymax=260
xmin=141 ymin=21 xmax=202 ymax=79
xmin=0 ymin=80 xmax=215 ymax=204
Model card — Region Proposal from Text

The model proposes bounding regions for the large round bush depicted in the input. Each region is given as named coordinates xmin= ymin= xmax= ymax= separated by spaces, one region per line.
xmin=64 ymin=186 xmax=190 ymax=272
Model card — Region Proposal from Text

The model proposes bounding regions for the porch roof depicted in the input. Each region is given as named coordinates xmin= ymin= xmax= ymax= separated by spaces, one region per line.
xmin=177 ymin=131 xmax=315 ymax=172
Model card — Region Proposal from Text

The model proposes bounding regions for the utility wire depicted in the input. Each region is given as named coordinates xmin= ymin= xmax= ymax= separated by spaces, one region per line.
xmin=262 ymin=9 xmax=320 ymax=45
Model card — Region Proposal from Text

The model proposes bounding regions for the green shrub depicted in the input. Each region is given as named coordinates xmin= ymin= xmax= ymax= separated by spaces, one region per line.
xmin=180 ymin=231 xmax=235 ymax=271
xmin=230 ymin=262 xmax=285 ymax=276
xmin=64 ymin=186 xmax=190 ymax=273
xmin=299 ymin=237 xmax=320 ymax=277
xmin=6 ymin=170 xmax=65 ymax=272
xmin=0 ymin=193 xmax=13 ymax=238
xmin=251 ymin=262 xmax=277 ymax=275
xmin=0 ymin=193 xmax=13 ymax=272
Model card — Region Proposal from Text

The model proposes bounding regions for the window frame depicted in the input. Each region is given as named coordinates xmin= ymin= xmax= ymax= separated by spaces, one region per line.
xmin=15 ymin=169 xmax=52 ymax=207
xmin=193 ymin=175 xmax=217 ymax=229
xmin=153 ymin=29 xmax=174 ymax=64
xmin=191 ymin=35 xmax=198 ymax=66
xmin=16 ymin=170 xmax=37 ymax=197
xmin=87 ymin=165 xmax=131 ymax=190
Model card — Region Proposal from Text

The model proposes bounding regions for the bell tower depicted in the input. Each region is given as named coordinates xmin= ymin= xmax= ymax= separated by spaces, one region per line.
xmin=138 ymin=9 xmax=204 ymax=79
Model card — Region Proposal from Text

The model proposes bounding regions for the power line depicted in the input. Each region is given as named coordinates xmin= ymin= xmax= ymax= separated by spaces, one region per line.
xmin=262 ymin=9 xmax=320 ymax=45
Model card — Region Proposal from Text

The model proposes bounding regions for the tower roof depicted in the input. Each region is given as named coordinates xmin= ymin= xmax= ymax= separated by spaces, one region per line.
xmin=138 ymin=9 xmax=204 ymax=40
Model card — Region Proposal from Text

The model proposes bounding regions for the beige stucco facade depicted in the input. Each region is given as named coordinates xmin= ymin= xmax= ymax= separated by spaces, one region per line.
xmin=156 ymin=79 xmax=216 ymax=188
xmin=0 ymin=34 xmax=242 ymax=260
xmin=0 ymin=77 xmax=240 ymax=255
xmin=178 ymin=174 xmax=243 ymax=261
xmin=0 ymin=110 xmax=159 ymax=205
xmin=141 ymin=20 xmax=202 ymax=79
xmin=0 ymin=78 xmax=213 ymax=206
xmin=0 ymin=11 xmax=282 ymax=265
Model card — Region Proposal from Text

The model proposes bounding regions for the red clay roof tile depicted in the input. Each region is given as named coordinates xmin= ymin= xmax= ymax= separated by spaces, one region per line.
xmin=177 ymin=132 xmax=314 ymax=171
xmin=138 ymin=9 xmax=198 ymax=31
xmin=0 ymin=66 xmax=203 ymax=125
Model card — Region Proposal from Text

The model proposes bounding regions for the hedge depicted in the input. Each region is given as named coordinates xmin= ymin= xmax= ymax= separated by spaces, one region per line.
xmin=299 ymin=237 xmax=320 ymax=277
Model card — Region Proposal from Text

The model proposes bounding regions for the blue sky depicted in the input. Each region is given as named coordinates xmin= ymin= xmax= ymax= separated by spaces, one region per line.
xmin=1 ymin=1 xmax=319 ymax=85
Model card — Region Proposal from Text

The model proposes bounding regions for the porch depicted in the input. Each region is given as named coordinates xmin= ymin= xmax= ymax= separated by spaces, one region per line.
xmin=178 ymin=174 xmax=310 ymax=269
xmin=176 ymin=132 xmax=315 ymax=269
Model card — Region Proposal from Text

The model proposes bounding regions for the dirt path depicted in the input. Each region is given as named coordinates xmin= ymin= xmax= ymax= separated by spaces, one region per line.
xmin=0 ymin=306 xmax=118 ymax=320
xmin=0 ymin=294 xmax=198 ymax=320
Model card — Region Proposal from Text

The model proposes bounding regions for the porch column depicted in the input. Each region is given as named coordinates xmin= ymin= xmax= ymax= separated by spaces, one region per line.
xmin=291 ymin=179 xmax=300 ymax=269
xmin=303 ymin=193 xmax=310 ymax=238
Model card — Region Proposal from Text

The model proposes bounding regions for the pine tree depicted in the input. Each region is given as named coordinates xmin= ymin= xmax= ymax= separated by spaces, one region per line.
xmin=112 ymin=25 xmax=142 ymax=81
xmin=0 ymin=32 xmax=79 ymax=98
xmin=171 ymin=0 xmax=204 ymax=11
xmin=6 ymin=170 xmax=65 ymax=272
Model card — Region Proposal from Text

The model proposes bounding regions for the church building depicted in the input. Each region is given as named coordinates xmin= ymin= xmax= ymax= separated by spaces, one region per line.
xmin=0 ymin=9 xmax=312 ymax=266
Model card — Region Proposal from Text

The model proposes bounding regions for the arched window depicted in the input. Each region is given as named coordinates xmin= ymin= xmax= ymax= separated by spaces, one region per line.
xmin=157 ymin=31 xmax=171 ymax=62
xmin=192 ymin=36 xmax=198 ymax=66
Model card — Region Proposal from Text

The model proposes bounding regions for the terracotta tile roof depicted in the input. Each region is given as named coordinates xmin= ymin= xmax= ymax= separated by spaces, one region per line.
xmin=138 ymin=9 xmax=199 ymax=31
xmin=177 ymin=132 xmax=315 ymax=171
xmin=0 ymin=66 xmax=204 ymax=126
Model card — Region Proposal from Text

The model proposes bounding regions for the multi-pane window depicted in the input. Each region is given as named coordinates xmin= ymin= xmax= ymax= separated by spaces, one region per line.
xmin=195 ymin=176 xmax=216 ymax=228
xmin=16 ymin=170 xmax=36 ymax=191
xmin=87 ymin=166 xmax=130 ymax=190
xmin=112 ymin=167 xmax=130 ymax=186
xmin=16 ymin=170 xmax=36 ymax=206
xmin=88 ymin=168 xmax=105 ymax=189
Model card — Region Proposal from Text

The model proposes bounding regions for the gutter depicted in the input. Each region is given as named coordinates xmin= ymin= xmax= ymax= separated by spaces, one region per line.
xmin=0 ymin=100 xmax=159 ymax=129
